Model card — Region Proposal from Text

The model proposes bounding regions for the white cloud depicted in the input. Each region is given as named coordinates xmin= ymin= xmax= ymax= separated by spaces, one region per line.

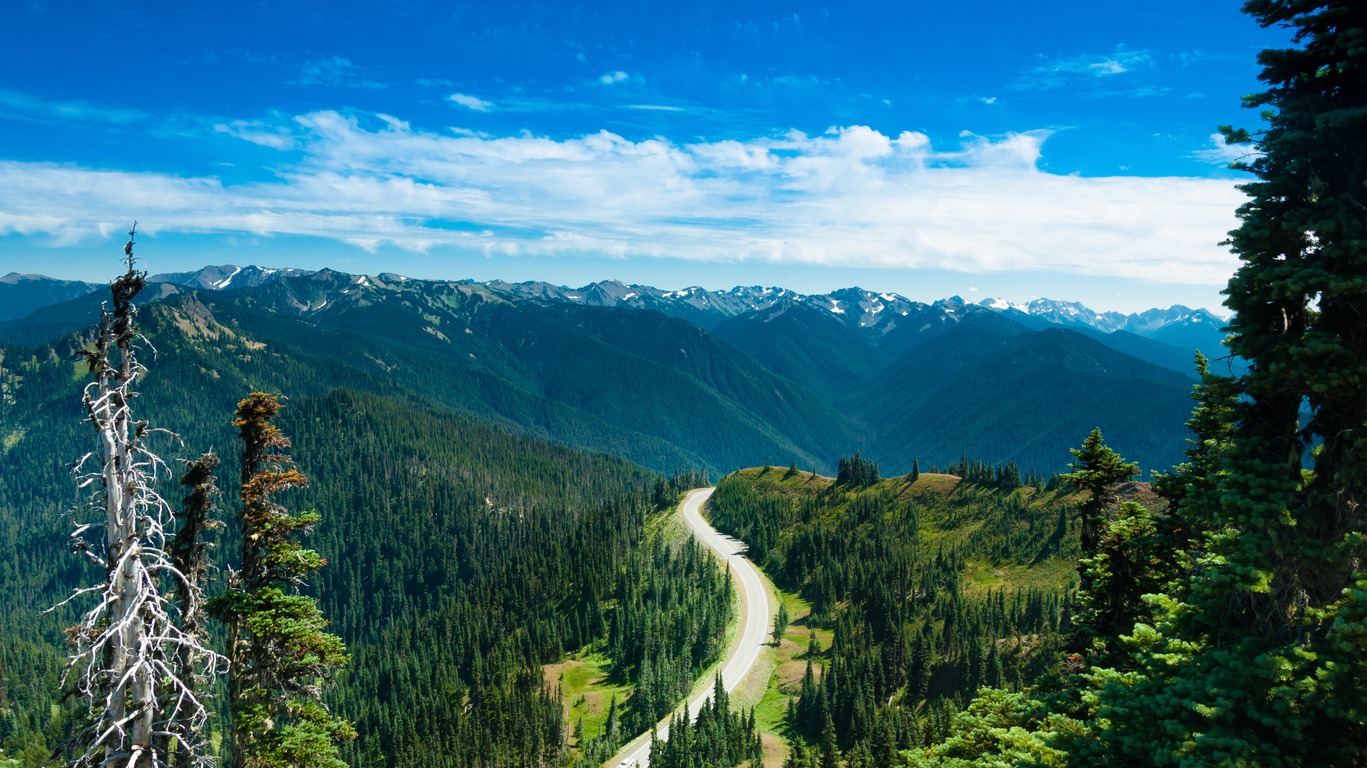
xmin=1191 ymin=132 xmax=1258 ymax=165
xmin=598 ymin=70 xmax=631 ymax=85
xmin=1089 ymin=59 xmax=1128 ymax=76
xmin=0 ymin=112 xmax=1244 ymax=286
xmin=447 ymin=92 xmax=494 ymax=111
xmin=1016 ymin=46 xmax=1153 ymax=90
xmin=213 ymin=120 xmax=296 ymax=150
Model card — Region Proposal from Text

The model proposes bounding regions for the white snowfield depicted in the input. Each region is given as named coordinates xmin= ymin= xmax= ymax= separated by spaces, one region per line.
xmin=607 ymin=487 xmax=774 ymax=768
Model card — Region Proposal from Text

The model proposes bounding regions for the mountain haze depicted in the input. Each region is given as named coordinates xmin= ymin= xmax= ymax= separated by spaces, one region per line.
xmin=0 ymin=265 xmax=1211 ymax=475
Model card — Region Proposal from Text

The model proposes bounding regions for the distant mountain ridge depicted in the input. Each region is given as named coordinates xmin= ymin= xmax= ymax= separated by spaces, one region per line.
xmin=976 ymin=296 xmax=1229 ymax=359
xmin=486 ymin=278 xmax=1228 ymax=355
xmin=6 ymin=265 xmax=1225 ymax=350
xmin=0 ymin=272 xmax=100 ymax=321
xmin=0 ymin=264 xmax=1221 ymax=475
xmin=147 ymin=264 xmax=313 ymax=290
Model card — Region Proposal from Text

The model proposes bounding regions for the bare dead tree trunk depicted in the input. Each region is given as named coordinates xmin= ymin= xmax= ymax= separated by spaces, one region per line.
xmin=54 ymin=228 xmax=223 ymax=768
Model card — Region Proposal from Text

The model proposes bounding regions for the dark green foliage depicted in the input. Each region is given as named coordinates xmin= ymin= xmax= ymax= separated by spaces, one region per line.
xmin=941 ymin=456 xmax=1041 ymax=491
xmin=835 ymin=452 xmax=880 ymax=487
xmin=648 ymin=676 xmax=762 ymax=768
xmin=1060 ymin=429 xmax=1139 ymax=558
xmin=608 ymin=536 xmax=733 ymax=733
xmin=1073 ymin=502 xmax=1181 ymax=668
xmin=919 ymin=5 xmax=1367 ymax=763
xmin=1091 ymin=2 xmax=1367 ymax=762
xmin=216 ymin=393 xmax=353 ymax=768
xmin=0 ymin=288 xmax=726 ymax=768
xmin=161 ymin=452 xmax=225 ymax=768
xmin=710 ymin=469 xmax=1074 ymax=760
xmin=278 ymin=392 xmax=708 ymax=768
xmin=774 ymin=601 xmax=790 ymax=645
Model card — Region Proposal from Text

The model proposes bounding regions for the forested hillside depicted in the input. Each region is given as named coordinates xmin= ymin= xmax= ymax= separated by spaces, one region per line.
xmin=708 ymin=462 xmax=1082 ymax=762
xmin=0 ymin=286 xmax=730 ymax=767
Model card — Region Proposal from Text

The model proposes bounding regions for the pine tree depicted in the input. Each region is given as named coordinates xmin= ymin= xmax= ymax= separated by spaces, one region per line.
xmin=1060 ymin=429 xmax=1139 ymax=559
xmin=1097 ymin=2 xmax=1367 ymax=762
xmin=215 ymin=393 xmax=353 ymax=768
xmin=159 ymin=452 xmax=224 ymax=768
xmin=819 ymin=713 xmax=839 ymax=768
xmin=773 ymin=601 xmax=790 ymax=646
xmin=56 ymin=238 xmax=220 ymax=768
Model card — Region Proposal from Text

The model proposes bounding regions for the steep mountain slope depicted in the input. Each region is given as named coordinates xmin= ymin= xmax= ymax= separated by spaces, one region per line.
xmin=873 ymin=299 xmax=1024 ymax=358
xmin=0 ymin=282 xmax=185 ymax=347
xmin=865 ymin=328 xmax=1194 ymax=475
xmin=0 ymin=266 xmax=1203 ymax=478
xmin=846 ymin=314 xmax=1032 ymax=418
xmin=185 ymin=270 xmax=861 ymax=473
xmin=1068 ymin=327 xmax=1203 ymax=378
xmin=0 ymin=273 xmax=99 ymax=321
xmin=148 ymin=263 xmax=311 ymax=290
xmin=711 ymin=300 xmax=892 ymax=400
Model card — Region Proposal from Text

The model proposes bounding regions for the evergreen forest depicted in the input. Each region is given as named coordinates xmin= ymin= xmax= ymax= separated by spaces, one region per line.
xmin=1 ymin=1 xmax=1365 ymax=767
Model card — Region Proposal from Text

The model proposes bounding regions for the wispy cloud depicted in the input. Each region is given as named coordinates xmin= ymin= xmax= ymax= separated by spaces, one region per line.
xmin=447 ymin=92 xmax=495 ymax=112
xmin=1015 ymin=46 xmax=1153 ymax=91
xmin=0 ymin=89 xmax=147 ymax=125
xmin=213 ymin=119 xmax=297 ymax=150
xmin=1191 ymin=132 xmax=1258 ymax=165
xmin=0 ymin=111 xmax=1243 ymax=285
xmin=598 ymin=70 xmax=631 ymax=85
xmin=292 ymin=56 xmax=385 ymax=89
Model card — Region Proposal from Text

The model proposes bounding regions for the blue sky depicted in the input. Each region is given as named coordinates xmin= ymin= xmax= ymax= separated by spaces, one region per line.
xmin=0 ymin=0 xmax=1287 ymax=312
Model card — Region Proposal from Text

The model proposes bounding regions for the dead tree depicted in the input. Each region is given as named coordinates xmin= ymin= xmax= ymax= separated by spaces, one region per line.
xmin=55 ymin=227 xmax=222 ymax=768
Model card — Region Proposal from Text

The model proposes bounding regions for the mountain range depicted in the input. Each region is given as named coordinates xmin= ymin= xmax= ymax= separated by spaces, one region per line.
xmin=0 ymin=264 xmax=1232 ymax=476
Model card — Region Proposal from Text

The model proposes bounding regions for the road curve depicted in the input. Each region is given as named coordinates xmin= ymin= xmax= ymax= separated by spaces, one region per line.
xmin=608 ymin=487 xmax=774 ymax=767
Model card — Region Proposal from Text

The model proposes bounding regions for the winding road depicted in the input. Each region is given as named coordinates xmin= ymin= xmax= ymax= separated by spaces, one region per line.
xmin=607 ymin=487 xmax=774 ymax=767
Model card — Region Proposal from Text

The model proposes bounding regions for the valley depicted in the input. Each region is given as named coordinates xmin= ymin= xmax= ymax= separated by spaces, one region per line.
xmin=2 ymin=2 xmax=1363 ymax=766
xmin=609 ymin=488 xmax=773 ymax=768
xmin=0 ymin=263 xmax=1203 ymax=768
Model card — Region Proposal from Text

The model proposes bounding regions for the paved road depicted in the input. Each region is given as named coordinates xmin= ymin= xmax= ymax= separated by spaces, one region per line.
xmin=607 ymin=487 xmax=773 ymax=767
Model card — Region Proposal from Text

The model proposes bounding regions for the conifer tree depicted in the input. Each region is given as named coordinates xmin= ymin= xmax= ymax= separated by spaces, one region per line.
xmin=215 ymin=393 xmax=353 ymax=768
xmin=57 ymin=237 xmax=220 ymax=768
xmin=819 ymin=713 xmax=839 ymax=768
xmin=773 ymin=601 xmax=790 ymax=646
xmin=1097 ymin=2 xmax=1367 ymax=761
xmin=1060 ymin=429 xmax=1138 ymax=559
xmin=158 ymin=453 xmax=224 ymax=768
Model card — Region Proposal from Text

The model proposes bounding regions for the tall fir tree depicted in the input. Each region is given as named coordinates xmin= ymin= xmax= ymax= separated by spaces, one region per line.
xmin=157 ymin=452 xmax=224 ymax=768
xmin=1060 ymin=429 xmax=1139 ymax=560
xmin=1097 ymin=2 xmax=1367 ymax=762
xmin=215 ymin=393 xmax=353 ymax=768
